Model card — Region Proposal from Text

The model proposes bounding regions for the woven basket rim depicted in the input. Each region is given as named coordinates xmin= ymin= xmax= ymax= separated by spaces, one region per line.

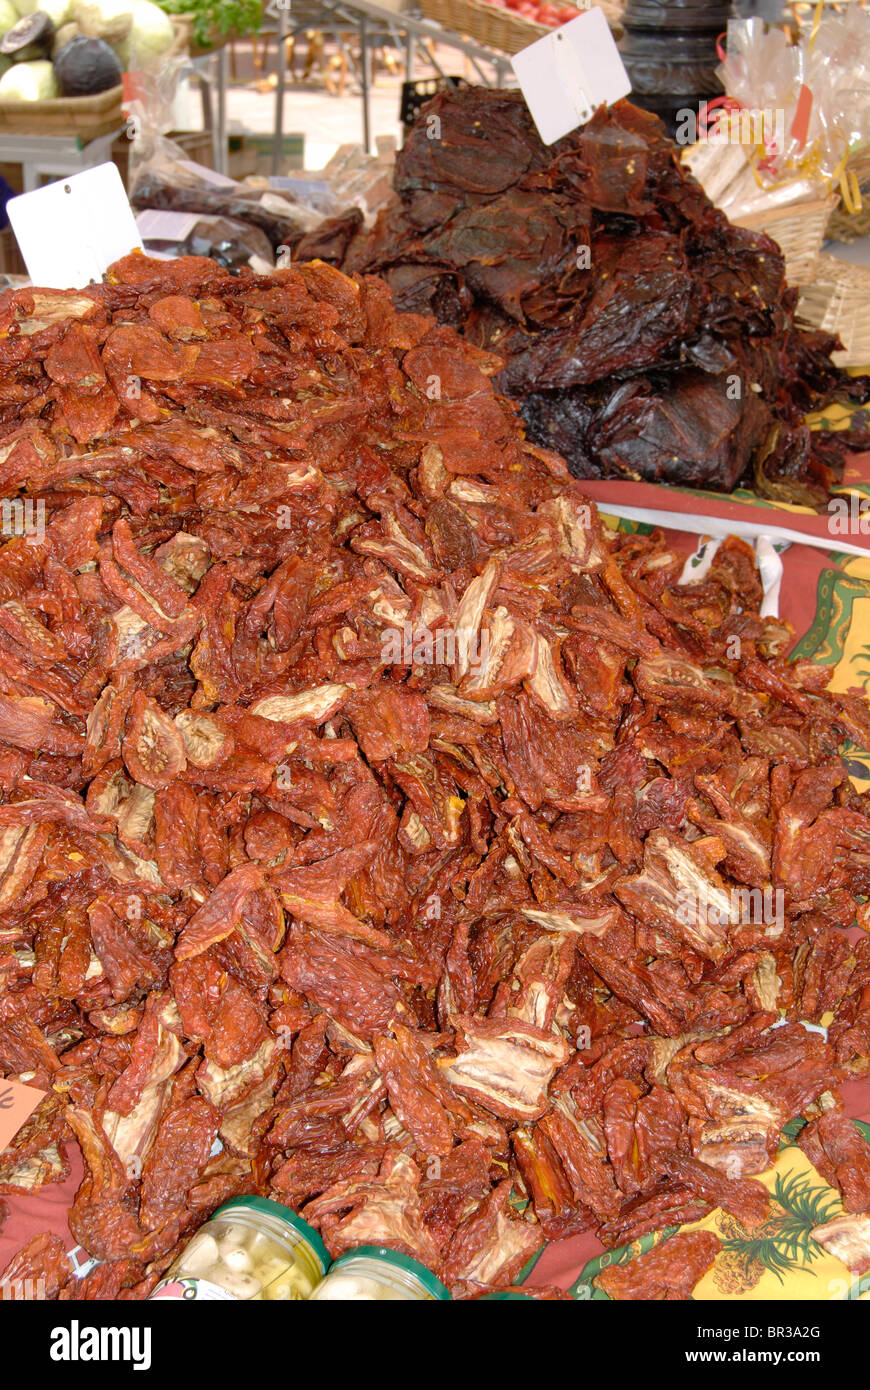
xmin=809 ymin=251 xmax=870 ymax=292
xmin=420 ymin=0 xmax=549 ymax=43
xmin=0 ymin=83 xmax=123 ymax=116
xmin=733 ymin=194 xmax=839 ymax=230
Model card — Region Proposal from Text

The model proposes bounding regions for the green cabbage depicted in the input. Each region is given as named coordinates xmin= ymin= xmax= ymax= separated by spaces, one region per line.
xmin=0 ymin=57 xmax=58 ymax=98
xmin=74 ymin=0 xmax=131 ymax=45
xmin=115 ymin=0 xmax=172 ymax=68
xmin=13 ymin=0 xmax=72 ymax=27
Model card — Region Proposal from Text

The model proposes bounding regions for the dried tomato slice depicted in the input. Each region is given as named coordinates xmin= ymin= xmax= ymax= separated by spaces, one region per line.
xmin=121 ymin=691 xmax=187 ymax=790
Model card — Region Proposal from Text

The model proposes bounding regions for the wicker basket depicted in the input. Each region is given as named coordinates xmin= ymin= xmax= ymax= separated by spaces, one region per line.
xmin=798 ymin=253 xmax=870 ymax=368
xmin=169 ymin=12 xmax=244 ymax=58
xmin=169 ymin=13 xmax=195 ymax=55
xmin=595 ymin=0 xmax=624 ymax=25
xmin=420 ymin=0 xmax=547 ymax=54
xmin=420 ymin=0 xmax=623 ymax=53
xmin=827 ymin=145 xmax=870 ymax=244
xmin=731 ymin=195 xmax=837 ymax=286
xmin=0 ymin=85 xmax=124 ymax=140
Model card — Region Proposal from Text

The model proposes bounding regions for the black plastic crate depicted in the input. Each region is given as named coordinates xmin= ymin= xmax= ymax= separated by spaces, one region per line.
xmin=400 ymin=76 xmax=469 ymax=130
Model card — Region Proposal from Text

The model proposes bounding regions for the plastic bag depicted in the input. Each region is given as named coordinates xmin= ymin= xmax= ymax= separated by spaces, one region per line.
xmin=716 ymin=12 xmax=870 ymax=205
xmin=130 ymin=137 xmax=322 ymax=254
xmin=136 ymin=208 xmax=274 ymax=272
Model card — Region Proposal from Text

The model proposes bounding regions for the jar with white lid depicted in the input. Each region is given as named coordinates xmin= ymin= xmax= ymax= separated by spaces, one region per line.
xmin=150 ymin=1196 xmax=330 ymax=1301
xmin=308 ymin=1246 xmax=451 ymax=1302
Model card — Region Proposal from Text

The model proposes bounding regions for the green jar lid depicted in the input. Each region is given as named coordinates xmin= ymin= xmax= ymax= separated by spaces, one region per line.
xmin=333 ymin=1246 xmax=451 ymax=1301
xmin=213 ymin=1196 xmax=330 ymax=1275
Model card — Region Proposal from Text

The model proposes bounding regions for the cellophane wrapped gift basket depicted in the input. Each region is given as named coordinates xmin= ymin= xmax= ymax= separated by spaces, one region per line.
xmin=683 ymin=11 xmax=870 ymax=364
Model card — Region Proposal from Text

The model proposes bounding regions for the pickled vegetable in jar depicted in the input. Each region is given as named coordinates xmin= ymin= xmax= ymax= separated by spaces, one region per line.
xmin=150 ymin=1196 xmax=329 ymax=1301
xmin=308 ymin=1246 xmax=450 ymax=1302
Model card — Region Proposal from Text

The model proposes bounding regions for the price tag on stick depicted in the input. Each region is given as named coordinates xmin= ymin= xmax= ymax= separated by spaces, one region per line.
xmin=511 ymin=7 xmax=631 ymax=146
xmin=7 ymin=161 xmax=143 ymax=290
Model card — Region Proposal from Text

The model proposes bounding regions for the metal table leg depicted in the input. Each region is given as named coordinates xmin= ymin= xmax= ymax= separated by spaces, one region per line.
xmin=216 ymin=46 xmax=229 ymax=175
xmin=360 ymin=12 xmax=372 ymax=154
xmin=273 ymin=0 xmax=289 ymax=175
xmin=195 ymin=66 xmax=218 ymax=171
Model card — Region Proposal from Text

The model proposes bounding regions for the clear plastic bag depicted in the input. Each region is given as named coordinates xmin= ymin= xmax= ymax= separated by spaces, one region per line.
xmin=716 ymin=12 xmax=870 ymax=203
xmin=136 ymin=208 xmax=274 ymax=271
xmin=130 ymin=134 xmax=324 ymax=256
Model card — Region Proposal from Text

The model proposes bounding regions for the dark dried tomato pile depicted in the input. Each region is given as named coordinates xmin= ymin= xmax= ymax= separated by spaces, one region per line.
xmin=300 ymin=90 xmax=870 ymax=501
xmin=0 ymin=252 xmax=869 ymax=1303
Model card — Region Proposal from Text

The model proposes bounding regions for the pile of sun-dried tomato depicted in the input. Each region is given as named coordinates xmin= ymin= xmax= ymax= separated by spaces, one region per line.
xmin=0 ymin=253 xmax=869 ymax=1302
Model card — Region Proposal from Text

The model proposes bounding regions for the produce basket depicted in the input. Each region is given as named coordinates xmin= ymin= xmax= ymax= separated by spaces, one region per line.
xmin=0 ymin=84 xmax=125 ymax=140
xmin=168 ymin=12 xmax=243 ymax=57
xmin=419 ymin=0 xmax=547 ymax=55
xmin=730 ymin=195 xmax=838 ymax=286
xmin=797 ymin=252 xmax=870 ymax=368
xmin=169 ymin=12 xmax=195 ymax=55
xmin=587 ymin=0 xmax=623 ymax=24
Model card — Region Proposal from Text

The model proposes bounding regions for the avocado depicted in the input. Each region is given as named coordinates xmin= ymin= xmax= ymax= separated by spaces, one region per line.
xmin=53 ymin=33 xmax=120 ymax=94
xmin=0 ymin=11 xmax=55 ymax=57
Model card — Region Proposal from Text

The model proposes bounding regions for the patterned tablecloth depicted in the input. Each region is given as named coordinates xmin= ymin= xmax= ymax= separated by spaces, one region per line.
xmin=2 ymin=403 xmax=870 ymax=1302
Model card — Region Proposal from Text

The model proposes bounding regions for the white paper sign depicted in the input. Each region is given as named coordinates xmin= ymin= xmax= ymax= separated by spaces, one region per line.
xmin=511 ymin=7 xmax=631 ymax=146
xmin=7 ymin=162 xmax=142 ymax=290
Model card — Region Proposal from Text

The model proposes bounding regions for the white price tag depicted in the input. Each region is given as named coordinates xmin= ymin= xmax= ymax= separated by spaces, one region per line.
xmin=511 ymin=7 xmax=631 ymax=146
xmin=137 ymin=209 xmax=200 ymax=243
xmin=7 ymin=162 xmax=142 ymax=289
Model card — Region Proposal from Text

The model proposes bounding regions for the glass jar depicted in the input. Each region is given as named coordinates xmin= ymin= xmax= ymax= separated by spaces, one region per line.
xmin=308 ymin=1246 xmax=450 ymax=1302
xmin=150 ymin=1196 xmax=329 ymax=1301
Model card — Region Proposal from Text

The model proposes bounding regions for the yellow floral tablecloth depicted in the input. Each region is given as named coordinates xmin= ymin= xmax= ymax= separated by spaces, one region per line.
xmin=570 ymin=1125 xmax=870 ymax=1302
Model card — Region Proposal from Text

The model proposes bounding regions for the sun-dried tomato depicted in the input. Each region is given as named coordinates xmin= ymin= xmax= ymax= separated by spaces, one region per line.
xmin=593 ymin=1230 xmax=721 ymax=1300
xmin=0 ymin=252 xmax=866 ymax=1300
xmin=122 ymin=691 xmax=187 ymax=790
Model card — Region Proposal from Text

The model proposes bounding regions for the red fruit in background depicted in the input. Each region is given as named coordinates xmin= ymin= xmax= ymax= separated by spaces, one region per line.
xmin=558 ymin=5 xmax=579 ymax=20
